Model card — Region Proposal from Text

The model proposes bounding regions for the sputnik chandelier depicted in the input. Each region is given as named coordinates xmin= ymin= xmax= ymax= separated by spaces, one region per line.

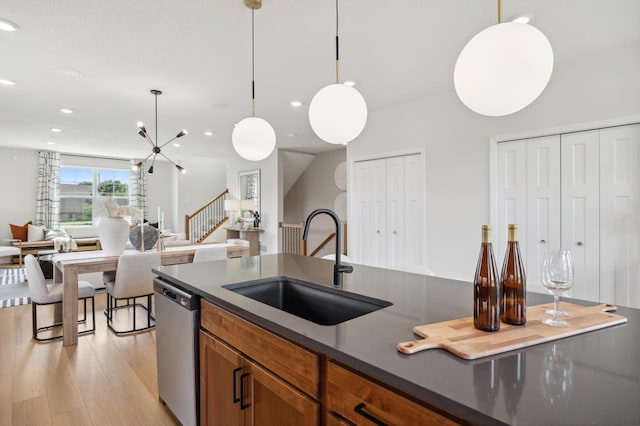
xmin=133 ymin=89 xmax=187 ymax=174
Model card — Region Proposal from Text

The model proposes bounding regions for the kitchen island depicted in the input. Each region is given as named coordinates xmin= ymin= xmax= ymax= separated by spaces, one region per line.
xmin=154 ymin=254 xmax=640 ymax=425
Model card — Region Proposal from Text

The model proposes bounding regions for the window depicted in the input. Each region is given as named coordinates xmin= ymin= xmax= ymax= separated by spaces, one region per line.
xmin=60 ymin=166 xmax=130 ymax=226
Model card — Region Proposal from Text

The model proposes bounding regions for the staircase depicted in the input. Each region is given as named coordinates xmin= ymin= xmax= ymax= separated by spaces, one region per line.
xmin=185 ymin=189 xmax=229 ymax=243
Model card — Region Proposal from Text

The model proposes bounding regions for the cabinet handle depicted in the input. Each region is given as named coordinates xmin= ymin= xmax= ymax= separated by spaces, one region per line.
xmin=232 ymin=367 xmax=242 ymax=404
xmin=392 ymin=231 xmax=398 ymax=235
xmin=540 ymin=239 xmax=546 ymax=244
xmin=354 ymin=402 xmax=388 ymax=426
xmin=240 ymin=372 xmax=250 ymax=410
xmin=577 ymin=241 xmax=583 ymax=246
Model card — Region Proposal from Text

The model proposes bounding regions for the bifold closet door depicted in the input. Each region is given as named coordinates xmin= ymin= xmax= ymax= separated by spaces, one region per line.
xmin=599 ymin=124 xmax=640 ymax=308
xmin=496 ymin=141 xmax=527 ymax=265
xmin=561 ymin=130 xmax=600 ymax=302
xmin=353 ymin=159 xmax=387 ymax=267
xmin=525 ymin=136 xmax=561 ymax=288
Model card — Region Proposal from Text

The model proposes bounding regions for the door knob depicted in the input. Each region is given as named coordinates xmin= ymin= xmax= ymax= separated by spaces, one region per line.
xmin=376 ymin=230 xmax=380 ymax=234
xmin=577 ymin=241 xmax=583 ymax=246
xmin=393 ymin=231 xmax=398 ymax=235
xmin=540 ymin=239 xmax=546 ymax=244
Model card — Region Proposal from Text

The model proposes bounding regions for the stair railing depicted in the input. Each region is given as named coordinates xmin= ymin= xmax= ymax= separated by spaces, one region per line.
xmin=185 ymin=189 xmax=229 ymax=243
xmin=280 ymin=222 xmax=347 ymax=257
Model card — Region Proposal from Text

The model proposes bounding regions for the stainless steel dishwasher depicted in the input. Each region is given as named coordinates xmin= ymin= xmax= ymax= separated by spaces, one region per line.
xmin=154 ymin=278 xmax=200 ymax=426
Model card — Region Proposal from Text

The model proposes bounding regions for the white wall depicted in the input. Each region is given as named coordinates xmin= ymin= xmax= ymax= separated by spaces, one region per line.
xmin=0 ymin=147 xmax=39 ymax=239
xmin=284 ymin=149 xmax=346 ymax=257
xmin=348 ymin=43 xmax=640 ymax=281
xmin=175 ymin=156 xmax=227 ymax=234
xmin=226 ymin=153 xmax=279 ymax=254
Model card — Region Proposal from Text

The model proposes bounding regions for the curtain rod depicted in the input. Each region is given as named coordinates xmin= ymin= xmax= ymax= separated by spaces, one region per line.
xmin=58 ymin=152 xmax=133 ymax=162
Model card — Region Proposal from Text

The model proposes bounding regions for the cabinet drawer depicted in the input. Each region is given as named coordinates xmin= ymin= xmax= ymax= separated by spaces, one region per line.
xmin=327 ymin=361 xmax=460 ymax=426
xmin=201 ymin=299 xmax=319 ymax=399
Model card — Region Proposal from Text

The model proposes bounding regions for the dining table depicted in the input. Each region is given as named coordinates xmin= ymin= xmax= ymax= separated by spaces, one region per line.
xmin=53 ymin=243 xmax=249 ymax=346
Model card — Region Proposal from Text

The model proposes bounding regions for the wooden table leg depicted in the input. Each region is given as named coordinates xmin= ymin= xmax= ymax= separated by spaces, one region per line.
xmin=62 ymin=265 xmax=79 ymax=346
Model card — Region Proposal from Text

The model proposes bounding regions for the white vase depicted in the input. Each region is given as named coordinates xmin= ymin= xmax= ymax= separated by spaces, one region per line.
xmin=98 ymin=216 xmax=130 ymax=256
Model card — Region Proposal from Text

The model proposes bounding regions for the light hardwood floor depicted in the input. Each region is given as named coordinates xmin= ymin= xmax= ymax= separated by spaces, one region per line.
xmin=0 ymin=293 xmax=179 ymax=426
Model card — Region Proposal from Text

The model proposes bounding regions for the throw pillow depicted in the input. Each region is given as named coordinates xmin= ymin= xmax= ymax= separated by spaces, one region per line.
xmin=27 ymin=224 xmax=46 ymax=242
xmin=9 ymin=221 xmax=32 ymax=241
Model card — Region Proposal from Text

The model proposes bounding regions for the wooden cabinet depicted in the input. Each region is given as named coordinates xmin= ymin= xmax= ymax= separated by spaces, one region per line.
xmin=200 ymin=299 xmax=319 ymax=426
xmin=326 ymin=361 xmax=460 ymax=426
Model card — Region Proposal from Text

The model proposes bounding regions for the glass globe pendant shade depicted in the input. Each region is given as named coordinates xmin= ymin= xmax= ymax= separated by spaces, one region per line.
xmin=232 ymin=116 xmax=276 ymax=161
xmin=309 ymin=83 xmax=368 ymax=145
xmin=454 ymin=22 xmax=553 ymax=117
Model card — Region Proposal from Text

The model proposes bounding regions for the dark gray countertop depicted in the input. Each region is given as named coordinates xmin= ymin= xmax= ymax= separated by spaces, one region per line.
xmin=154 ymin=254 xmax=640 ymax=426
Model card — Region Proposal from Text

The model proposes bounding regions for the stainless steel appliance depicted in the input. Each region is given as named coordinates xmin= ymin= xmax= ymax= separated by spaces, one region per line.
xmin=154 ymin=278 xmax=200 ymax=426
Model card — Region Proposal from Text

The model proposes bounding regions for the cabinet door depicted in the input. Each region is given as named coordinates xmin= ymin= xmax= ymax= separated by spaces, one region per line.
xmin=200 ymin=331 xmax=245 ymax=426
xmin=561 ymin=130 xmax=600 ymax=301
xmin=244 ymin=359 xmax=318 ymax=426
xmin=496 ymin=140 xmax=527 ymax=266
xmin=526 ymin=136 xmax=561 ymax=292
xmin=599 ymin=124 xmax=640 ymax=307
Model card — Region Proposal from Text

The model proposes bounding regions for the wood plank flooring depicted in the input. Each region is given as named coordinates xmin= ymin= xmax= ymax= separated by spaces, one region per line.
xmin=0 ymin=293 xmax=179 ymax=426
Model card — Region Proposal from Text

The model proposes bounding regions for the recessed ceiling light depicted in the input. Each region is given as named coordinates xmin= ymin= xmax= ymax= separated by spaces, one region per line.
xmin=0 ymin=18 xmax=19 ymax=32
xmin=512 ymin=16 xmax=531 ymax=24
xmin=0 ymin=79 xmax=16 ymax=86
xmin=60 ymin=108 xmax=74 ymax=114
xmin=290 ymin=101 xmax=302 ymax=108
xmin=46 ymin=141 xmax=55 ymax=145
xmin=50 ymin=128 xmax=62 ymax=132
xmin=288 ymin=133 xmax=296 ymax=138
xmin=343 ymin=81 xmax=356 ymax=87
xmin=204 ymin=131 xmax=213 ymax=136
xmin=173 ymin=143 xmax=181 ymax=147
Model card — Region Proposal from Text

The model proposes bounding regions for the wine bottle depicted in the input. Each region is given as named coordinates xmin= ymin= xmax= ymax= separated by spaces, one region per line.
xmin=474 ymin=225 xmax=500 ymax=332
xmin=500 ymin=224 xmax=526 ymax=325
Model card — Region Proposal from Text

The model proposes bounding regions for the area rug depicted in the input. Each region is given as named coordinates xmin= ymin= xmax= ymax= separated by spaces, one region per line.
xmin=0 ymin=268 xmax=30 ymax=307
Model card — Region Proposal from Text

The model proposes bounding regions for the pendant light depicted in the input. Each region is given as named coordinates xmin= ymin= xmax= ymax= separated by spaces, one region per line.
xmin=232 ymin=1 xmax=276 ymax=162
xmin=134 ymin=89 xmax=187 ymax=174
xmin=454 ymin=0 xmax=553 ymax=117
xmin=308 ymin=0 xmax=367 ymax=145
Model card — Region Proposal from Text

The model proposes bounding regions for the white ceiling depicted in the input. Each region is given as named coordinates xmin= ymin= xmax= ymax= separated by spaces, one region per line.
xmin=1 ymin=0 xmax=639 ymax=162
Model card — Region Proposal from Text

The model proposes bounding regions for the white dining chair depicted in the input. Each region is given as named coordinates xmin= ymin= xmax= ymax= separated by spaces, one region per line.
xmin=193 ymin=246 xmax=227 ymax=263
xmin=104 ymin=251 xmax=161 ymax=335
xmin=24 ymin=254 xmax=96 ymax=341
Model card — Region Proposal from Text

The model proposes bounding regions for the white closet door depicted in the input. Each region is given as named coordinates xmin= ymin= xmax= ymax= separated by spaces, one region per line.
xmin=599 ymin=124 xmax=640 ymax=307
xmin=386 ymin=156 xmax=405 ymax=267
xmin=525 ymin=136 xmax=561 ymax=292
xmin=353 ymin=159 xmax=386 ymax=266
xmin=496 ymin=141 xmax=527 ymax=265
xmin=403 ymin=154 xmax=424 ymax=267
xmin=561 ymin=130 xmax=600 ymax=302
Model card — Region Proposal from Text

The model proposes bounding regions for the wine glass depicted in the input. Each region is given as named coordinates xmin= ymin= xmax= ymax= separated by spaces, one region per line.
xmin=541 ymin=249 xmax=574 ymax=327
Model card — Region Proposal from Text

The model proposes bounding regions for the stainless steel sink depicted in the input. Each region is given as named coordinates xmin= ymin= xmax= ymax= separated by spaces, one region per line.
xmin=223 ymin=277 xmax=392 ymax=325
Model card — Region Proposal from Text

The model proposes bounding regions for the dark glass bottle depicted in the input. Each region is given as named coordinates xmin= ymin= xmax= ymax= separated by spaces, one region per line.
xmin=501 ymin=224 xmax=526 ymax=325
xmin=474 ymin=225 xmax=500 ymax=332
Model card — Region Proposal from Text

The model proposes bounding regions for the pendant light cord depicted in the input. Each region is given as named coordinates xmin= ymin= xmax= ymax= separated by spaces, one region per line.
xmin=335 ymin=0 xmax=339 ymax=83
xmin=497 ymin=0 xmax=502 ymax=23
xmin=154 ymin=92 xmax=158 ymax=147
xmin=251 ymin=6 xmax=256 ymax=117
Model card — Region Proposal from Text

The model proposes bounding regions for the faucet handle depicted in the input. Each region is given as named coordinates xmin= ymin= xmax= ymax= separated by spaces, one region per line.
xmin=338 ymin=264 xmax=353 ymax=274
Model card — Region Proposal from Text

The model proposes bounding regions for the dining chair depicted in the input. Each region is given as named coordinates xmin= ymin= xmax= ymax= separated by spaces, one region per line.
xmin=104 ymin=251 xmax=161 ymax=335
xmin=193 ymin=246 xmax=227 ymax=263
xmin=24 ymin=254 xmax=96 ymax=341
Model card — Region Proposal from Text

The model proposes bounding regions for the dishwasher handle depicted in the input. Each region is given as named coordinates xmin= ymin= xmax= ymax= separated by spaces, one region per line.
xmin=153 ymin=278 xmax=200 ymax=311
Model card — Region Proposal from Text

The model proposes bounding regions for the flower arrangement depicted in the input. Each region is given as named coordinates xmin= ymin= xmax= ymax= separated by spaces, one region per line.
xmin=94 ymin=197 xmax=142 ymax=224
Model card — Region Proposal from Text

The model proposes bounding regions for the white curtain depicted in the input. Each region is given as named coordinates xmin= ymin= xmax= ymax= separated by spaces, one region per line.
xmin=129 ymin=160 xmax=147 ymax=221
xmin=35 ymin=151 xmax=61 ymax=228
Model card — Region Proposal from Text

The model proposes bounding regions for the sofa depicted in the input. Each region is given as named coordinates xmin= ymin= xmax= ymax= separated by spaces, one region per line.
xmin=11 ymin=225 xmax=101 ymax=263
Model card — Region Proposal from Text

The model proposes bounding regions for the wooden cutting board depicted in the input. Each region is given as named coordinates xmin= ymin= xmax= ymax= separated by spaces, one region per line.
xmin=397 ymin=303 xmax=626 ymax=359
